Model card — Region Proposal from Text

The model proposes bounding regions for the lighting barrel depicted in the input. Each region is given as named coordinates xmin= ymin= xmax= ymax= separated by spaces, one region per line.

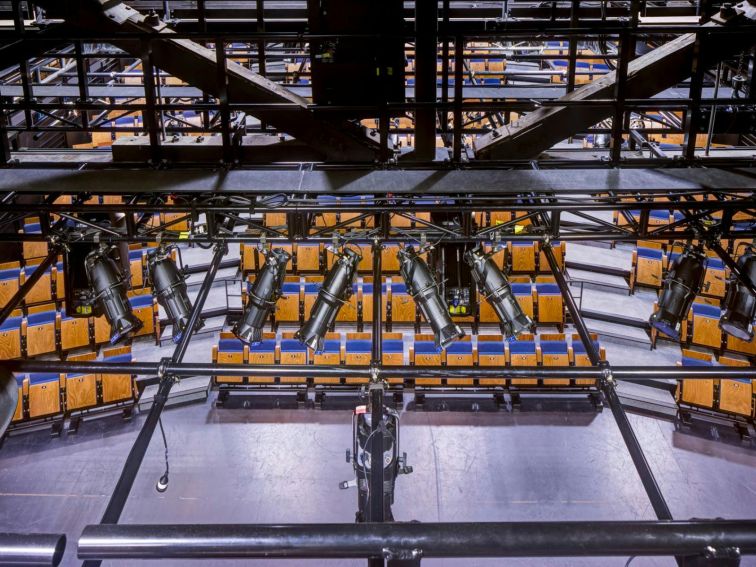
xmin=464 ymin=246 xmax=534 ymax=339
xmin=649 ymin=245 xmax=706 ymax=340
xmin=720 ymin=248 xmax=756 ymax=342
xmin=296 ymin=247 xmax=360 ymax=352
xmin=233 ymin=247 xmax=291 ymax=344
xmin=398 ymin=245 xmax=464 ymax=349
xmin=147 ymin=245 xmax=199 ymax=344
xmin=85 ymin=245 xmax=142 ymax=345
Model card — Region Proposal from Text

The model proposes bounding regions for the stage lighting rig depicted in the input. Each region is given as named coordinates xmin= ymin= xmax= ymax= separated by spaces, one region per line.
xmin=147 ymin=245 xmax=200 ymax=344
xmin=465 ymin=245 xmax=534 ymax=340
xmin=296 ymin=247 xmax=361 ymax=352
xmin=233 ymin=247 xmax=291 ymax=345
xmin=85 ymin=244 xmax=142 ymax=345
xmin=649 ymin=244 xmax=706 ymax=340
xmin=398 ymin=245 xmax=464 ymax=349
xmin=719 ymin=246 xmax=756 ymax=342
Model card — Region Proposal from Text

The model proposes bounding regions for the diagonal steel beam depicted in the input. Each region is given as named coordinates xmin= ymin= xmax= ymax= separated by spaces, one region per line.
xmin=35 ymin=0 xmax=379 ymax=161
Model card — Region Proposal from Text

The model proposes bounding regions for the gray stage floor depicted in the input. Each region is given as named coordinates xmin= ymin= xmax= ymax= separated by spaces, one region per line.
xmin=1 ymin=396 xmax=756 ymax=567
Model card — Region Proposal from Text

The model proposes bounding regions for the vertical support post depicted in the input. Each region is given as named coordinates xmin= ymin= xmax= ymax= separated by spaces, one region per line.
xmin=0 ymin=95 xmax=11 ymax=164
xmin=705 ymin=61 xmax=722 ymax=156
xmin=452 ymin=37 xmax=464 ymax=163
xmin=611 ymin=29 xmax=631 ymax=164
xmin=372 ymin=240 xmax=383 ymax=365
xmin=541 ymin=243 xmax=676 ymax=529
xmin=74 ymin=41 xmax=90 ymax=131
xmin=566 ymin=0 xmax=580 ymax=94
xmin=440 ymin=0 xmax=450 ymax=138
xmin=684 ymin=32 xmax=706 ymax=160
xmin=215 ymin=40 xmax=232 ymax=163
xmin=140 ymin=39 xmax=161 ymax=163
xmin=414 ymin=0 xmax=438 ymax=160
xmin=81 ymin=242 xmax=227 ymax=567
xmin=256 ymin=0 xmax=267 ymax=131
xmin=12 ymin=0 xmax=33 ymax=129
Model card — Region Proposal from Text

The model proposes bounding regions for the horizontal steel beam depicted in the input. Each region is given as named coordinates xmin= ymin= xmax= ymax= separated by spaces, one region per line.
xmin=77 ymin=520 xmax=756 ymax=560
xmin=0 ymin=532 xmax=66 ymax=566
xmin=1 ymin=361 xmax=754 ymax=381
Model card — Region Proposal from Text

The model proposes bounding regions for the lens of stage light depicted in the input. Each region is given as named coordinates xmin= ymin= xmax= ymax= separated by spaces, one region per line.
xmin=85 ymin=244 xmax=142 ymax=345
xmin=465 ymin=245 xmax=533 ymax=340
xmin=147 ymin=245 xmax=199 ymax=344
xmin=296 ymin=247 xmax=361 ymax=352
xmin=649 ymin=245 xmax=706 ymax=340
xmin=719 ymin=248 xmax=756 ymax=342
xmin=398 ymin=245 xmax=464 ymax=350
xmin=234 ymin=247 xmax=291 ymax=345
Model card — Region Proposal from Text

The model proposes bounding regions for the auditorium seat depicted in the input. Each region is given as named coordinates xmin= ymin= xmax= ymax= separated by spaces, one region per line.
xmin=58 ymin=308 xmax=91 ymax=351
xmin=92 ymin=314 xmax=111 ymax=346
xmin=477 ymin=335 xmax=507 ymax=386
xmin=508 ymin=336 xmax=539 ymax=386
xmin=538 ymin=241 xmax=565 ymax=273
xmin=508 ymin=241 xmax=538 ymax=273
xmin=275 ymin=277 xmax=302 ymax=324
xmin=630 ymin=246 xmax=664 ymax=292
xmin=99 ymin=346 xmax=136 ymax=404
xmin=676 ymin=349 xmax=714 ymax=409
xmin=27 ymin=372 xmax=62 ymax=419
xmin=312 ymin=333 xmax=343 ymax=384
xmin=724 ymin=330 xmax=756 ymax=358
xmin=278 ymin=333 xmax=308 ymax=384
xmin=303 ymin=278 xmax=322 ymax=324
xmin=24 ymin=307 xmax=58 ymax=357
xmin=21 ymin=222 xmax=48 ymax=260
xmin=247 ymin=333 xmax=277 ymax=385
xmin=535 ymin=283 xmax=564 ymax=330
xmin=389 ymin=280 xmax=416 ymax=325
xmin=344 ymin=333 xmax=372 ymax=385
xmin=64 ymin=352 xmax=98 ymax=412
xmin=569 ymin=333 xmax=604 ymax=386
xmin=382 ymin=333 xmax=405 ymax=386
xmin=685 ymin=302 xmax=723 ymax=351
xmin=21 ymin=262 xmax=53 ymax=305
xmin=213 ymin=332 xmax=248 ymax=385
xmin=128 ymin=292 xmax=159 ymax=339
xmin=512 ymin=283 xmax=536 ymax=321
xmin=445 ymin=336 xmax=474 ymax=386
xmin=360 ymin=279 xmax=388 ymax=324
xmin=540 ymin=334 xmax=570 ymax=386
xmin=336 ymin=282 xmax=359 ymax=323
xmin=717 ymin=355 xmax=753 ymax=417
xmin=0 ymin=264 xmax=21 ymax=309
xmin=263 ymin=212 xmax=287 ymax=228
xmin=0 ymin=313 xmax=23 ymax=360
xmin=128 ymin=248 xmax=146 ymax=288
xmin=294 ymin=243 xmax=322 ymax=273
xmin=411 ymin=334 xmax=442 ymax=386
xmin=702 ymin=257 xmax=727 ymax=298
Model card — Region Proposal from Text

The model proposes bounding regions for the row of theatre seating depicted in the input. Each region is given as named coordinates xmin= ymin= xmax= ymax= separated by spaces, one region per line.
xmin=631 ymin=243 xmax=727 ymax=297
xmin=0 ymin=292 xmax=160 ymax=360
xmin=677 ymin=349 xmax=754 ymax=419
xmin=240 ymin=240 xmax=566 ymax=276
xmin=246 ymin=276 xmax=566 ymax=331
xmin=9 ymin=347 xmax=137 ymax=426
xmin=213 ymin=331 xmax=605 ymax=388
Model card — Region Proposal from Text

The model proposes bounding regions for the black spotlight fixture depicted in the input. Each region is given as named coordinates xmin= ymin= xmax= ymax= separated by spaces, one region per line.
xmin=464 ymin=245 xmax=534 ymax=340
xmin=233 ymin=247 xmax=291 ymax=345
xmin=719 ymin=246 xmax=756 ymax=342
xmin=85 ymin=244 xmax=142 ymax=345
xmin=296 ymin=247 xmax=361 ymax=352
xmin=147 ymin=245 xmax=199 ymax=344
xmin=649 ymin=244 xmax=706 ymax=340
xmin=398 ymin=245 xmax=464 ymax=349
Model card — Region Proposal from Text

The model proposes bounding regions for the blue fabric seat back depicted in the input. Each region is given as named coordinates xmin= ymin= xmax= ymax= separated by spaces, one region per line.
xmin=446 ymin=341 xmax=472 ymax=355
xmin=414 ymin=341 xmax=439 ymax=355
xmin=509 ymin=340 xmax=536 ymax=355
xmin=23 ymin=223 xmax=41 ymax=234
xmin=478 ymin=341 xmax=505 ymax=355
xmin=510 ymin=283 xmax=532 ymax=296
xmin=572 ymin=341 xmax=600 ymax=355
xmin=304 ymin=282 xmax=320 ymax=294
xmin=0 ymin=316 xmax=22 ymax=331
xmin=346 ymin=339 xmax=372 ymax=354
xmin=218 ymin=338 xmax=244 ymax=352
xmin=105 ymin=353 xmax=132 ymax=364
xmin=320 ymin=339 xmax=341 ymax=354
xmin=0 ymin=268 xmax=20 ymax=281
xmin=681 ymin=356 xmax=711 ymax=367
xmin=129 ymin=295 xmax=153 ymax=308
xmin=692 ymin=303 xmax=721 ymax=319
xmin=540 ymin=340 xmax=568 ymax=355
xmin=512 ymin=240 xmax=534 ymax=247
xmin=536 ymin=284 xmax=561 ymax=296
xmin=637 ymin=247 xmax=663 ymax=261
xmin=382 ymin=339 xmax=404 ymax=354
xmin=705 ymin=258 xmax=724 ymax=270
xmin=392 ymin=283 xmax=408 ymax=295
xmin=281 ymin=339 xmax=306 ymax=353
xmin=29 ymin=372 xmax=59 ymax=385
xmin=27 ymin=310 xmax=56 ymax=326
xmin=282 ymin=282 xmax=300 ymax=294
xmin=250 ymin=339 xmax=276 ymax=353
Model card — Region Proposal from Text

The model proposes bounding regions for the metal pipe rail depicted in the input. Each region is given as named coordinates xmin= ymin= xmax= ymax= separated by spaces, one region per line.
xmin=1 ymin=361 xmax=754 ymax=381
xmin=0 ymin=532 xmax=66 ymax=566
xmin=77 ymin=521 xmax=756 ymax=560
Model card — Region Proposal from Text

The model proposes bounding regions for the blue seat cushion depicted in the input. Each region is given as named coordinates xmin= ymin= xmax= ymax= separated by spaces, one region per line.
xmin=128 ymin=250 xmax=144 ymax=260
xmin=572 ymin=341 xmax=600 ymax=354
xmin=362 ymin=283 xmax=387 ymax=294
xmin=346 ymin=339 xmax=372 ymax=354
xmin=105 ymin=354 xmax=132 ymax=364
xmin=391 ymin=283 xmax=408 ymax=295
xmin=29 ymin=372 xmax=59 ymax=385
xmin=536 ymin=284 xmax=561 ymax=295
xmin=0 ymin=316 xmax=22 ymax=331
xmin=511 ymin=240 xmax=534 ymax=247
xmin=478 ymin=341 xmax=505 ymax=355
xmin=509 ymin=340 xmax=536 ymax=355
xmin=382 ymin=339 xmax=403 ymax=354
xmin=304 ymin=283 xmax=320 ymax=294
xmin=321 ymin=339 xmax=340 ymax=354
xmin=282 ymin=282 xmax=300 ymax=294
xmin=250 ymin=339 xmax=276 ymax=353
xmin=23 ymin=223 xmax=41 ymax=234
xmin=541 ymin=340 xmax=568 ymax=355
xmin=27 ymin=310 xmax=57 ymax=326
xmin=637 ymin=247 xmax=663 ymax=261
xmin=218 ymin=338 xmax=244 ymax=352
xmin=705 ymin=258 xmax=724 ymax=270
xmin=649 ymin=210 xmax=670 ymax=221
xmin=0 ymin=268 xmax=20 ymax=281
xmin=681 ymin=356 xmax=711 ymax=367
xmin=414 ymin=341 xmax=439 ymax=355
xmin=15 ymin=374 xmax=25 ymax=386
xmin=446 ymin=341 xmax=472 ymax=355
xmin=692 ymin=303 xmax=720 ymax=319
xmin=281 ymin=339 xmax=306 ymax=353
xmin=129 ymin=295 xmax=153 ymax=308
xmin=510 ymin=283 xmax=532 ymax=295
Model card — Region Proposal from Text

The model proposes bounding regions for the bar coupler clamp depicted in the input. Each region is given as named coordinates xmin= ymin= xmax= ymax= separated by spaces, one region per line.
xmin=599 ymin=360 xmax=614 ymax=387
xmin=383 ymin=547 xmax=423 ymax=562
